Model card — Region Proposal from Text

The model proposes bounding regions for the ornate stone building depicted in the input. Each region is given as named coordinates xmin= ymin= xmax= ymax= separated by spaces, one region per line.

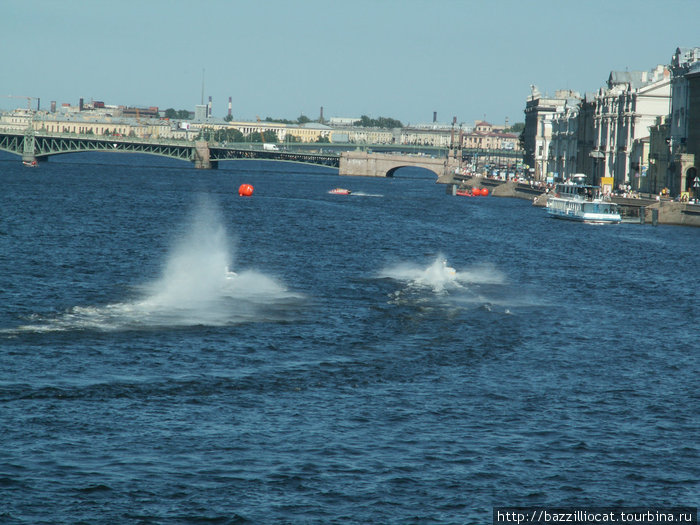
xmin=523 ymin=87 xmax=580 ymax=181
xmin=548 ymin=98 xmax=581 ymax=182
xmin=575 ymin=94 xmax=597 ymax=180
xmin=591 ymin=66 xmax=670 ymax=190
xmin=685 ymin=67 xmax=700 ymax=196
xmin=647 ymin=116 xmax=671 ymax=194
xmin=461 ymin=121 xmax=519 ymax=151
xmin=668 ymin=47 xmax=700 ymax=195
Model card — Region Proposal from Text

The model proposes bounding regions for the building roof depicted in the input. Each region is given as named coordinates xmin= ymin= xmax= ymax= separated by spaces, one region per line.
xmin=608 ymin=70 xmax=646 ymax=89
xmin=687 ymin=62 xmax=700 ymax=78
xmin=300 ymin=122 xmax=332 ymax=130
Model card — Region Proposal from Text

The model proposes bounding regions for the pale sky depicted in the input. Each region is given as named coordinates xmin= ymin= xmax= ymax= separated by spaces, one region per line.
xmin=2 ymin=0 xmax=699 ymax=126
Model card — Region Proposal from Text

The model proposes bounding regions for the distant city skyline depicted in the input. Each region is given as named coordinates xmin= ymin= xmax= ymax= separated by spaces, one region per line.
xmin=2 ymin=0 xmax=699 ymax=126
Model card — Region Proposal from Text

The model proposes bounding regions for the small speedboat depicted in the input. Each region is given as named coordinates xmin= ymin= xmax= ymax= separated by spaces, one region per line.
xmin=23 ymin=160 xmax=38 ymax=168
xmin=328 ymin=188 xmax=351 ymax=195
xmin=441 ymin=259 xmax=457 ymax=277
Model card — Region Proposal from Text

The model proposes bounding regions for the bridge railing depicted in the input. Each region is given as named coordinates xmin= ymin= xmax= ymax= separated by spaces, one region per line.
xmin=30 ymin=129 xmax=196 ymax=146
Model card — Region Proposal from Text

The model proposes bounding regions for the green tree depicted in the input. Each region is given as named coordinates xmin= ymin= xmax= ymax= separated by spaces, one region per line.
xmin=297 ymin=115 xmax=311 ymax=124
xmin=214 ymin=128 xmax=244 ymax=142
xmin=247 ymin=130 xmax=279 ymax=143
xmin=265 ymin=116 xmax=295 ymax=124
xmin=263 ymin=130 xmax=278 ymax=142
xmin=164 ymin=108 xmax=194 ymax=120
xmin=353 ymin=115 xmax=403 ymax=128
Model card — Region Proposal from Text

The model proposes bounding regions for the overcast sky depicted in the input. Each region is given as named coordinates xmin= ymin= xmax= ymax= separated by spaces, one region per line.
xmin=2 ymin=0 xmax=698 ymax=126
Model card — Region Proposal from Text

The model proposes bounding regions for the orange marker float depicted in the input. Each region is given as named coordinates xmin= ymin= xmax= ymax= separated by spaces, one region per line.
xmin=238 ymin=184 xmax=254 ymax=197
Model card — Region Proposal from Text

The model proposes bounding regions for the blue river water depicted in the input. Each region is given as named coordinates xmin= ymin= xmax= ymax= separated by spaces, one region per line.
xmin=0 ymin=152 xmax=698 ymax=524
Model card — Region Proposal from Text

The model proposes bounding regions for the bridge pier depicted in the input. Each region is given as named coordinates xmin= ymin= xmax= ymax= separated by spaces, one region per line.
xmin=193 ymin=141 xmax=218 ymax=169
xmin=22 ymin=128 xmax=37 ymax=165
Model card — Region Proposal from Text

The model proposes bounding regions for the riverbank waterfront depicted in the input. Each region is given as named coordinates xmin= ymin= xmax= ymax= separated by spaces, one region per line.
xmin=450 ymin=176 xmax=700 ymax=228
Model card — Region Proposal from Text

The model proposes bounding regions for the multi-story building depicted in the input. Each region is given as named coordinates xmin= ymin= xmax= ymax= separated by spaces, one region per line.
xmin=523 ymin=87 xmax=580 ymax=181
xmin=647 ymin=116 xmax=671 ymax=194
xmin=668 ymin=47 xmax=700 ymax=195
xmin=461 ymin=121 xmax=519 ymax=151
xmin=548 ymin=99 xmax=580 ymax=181
xmin=0 ymin=108 xmax=34 ymax=131
xmin=685 ymin=66 xmax=700 ymax=196
xmin=400 ymin=123 xmax=456 ymax=147
xmin=288 ymin=122 xmax=333 ymax=143
xmin=331 ymin=126 xmax=396 ymax=144
xmin=575 ymin=94 xmax=597 ymax=180
xmin=592 ymin=66 xmax=670 ymax=190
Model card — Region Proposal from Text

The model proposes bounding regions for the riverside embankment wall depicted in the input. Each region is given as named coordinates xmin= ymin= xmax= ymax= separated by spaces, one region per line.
xmin=448 ymin=177 xmax=700 ymax=228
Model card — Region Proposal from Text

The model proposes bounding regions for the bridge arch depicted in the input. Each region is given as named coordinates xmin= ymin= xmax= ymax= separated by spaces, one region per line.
xmin=385 ymin=164 xmax=442 ymax=178
xmin=339 ymin=150 xmax=457 ymax=180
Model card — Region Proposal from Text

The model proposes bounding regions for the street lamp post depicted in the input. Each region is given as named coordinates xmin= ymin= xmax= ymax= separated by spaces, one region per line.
xmin=693 ymin=176 xmax=699 ymax=203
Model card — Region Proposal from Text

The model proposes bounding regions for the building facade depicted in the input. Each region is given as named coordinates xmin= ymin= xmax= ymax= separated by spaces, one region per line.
xmin=332 ymin=126 xmax=396 ymax=144
xmin=592 ymin=66 xmax=670 ymax=190
xmin=647 ymin=116 xmax=671 ymax=194
xmin=461 ymin=121 xmax=519 ymax=151
xmin=668 ymin=47 xmax=700 ymax=195
xmin=400 ymin=124 xmax=456 ymax=147
xmin=548 ymin=99 xmax=580 ymax=181
xmin=685 ymin=67 xmax=700 ymax=196
xmin=523 ymin=87 xmax=580 ymax=181
xmin=575 ymin=94 xmax=596 ymax=180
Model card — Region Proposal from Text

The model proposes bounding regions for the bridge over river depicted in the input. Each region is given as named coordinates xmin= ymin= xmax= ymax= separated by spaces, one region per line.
xmin=0 ymin=128 xmax=519 ymax=179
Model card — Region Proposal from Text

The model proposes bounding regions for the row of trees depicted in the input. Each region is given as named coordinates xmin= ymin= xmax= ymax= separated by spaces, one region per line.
xmin=198 ymin=128 xmax=280 ymax=143
xmin=197 ymin=127 xmax=329 ymax=144
xmin=353 ymin=115 xmax=404 ymax=128
xmin=164 ymin=108 xmax=194 ymax=119
xmin=260 ymin=115 xmax=312 ymax=125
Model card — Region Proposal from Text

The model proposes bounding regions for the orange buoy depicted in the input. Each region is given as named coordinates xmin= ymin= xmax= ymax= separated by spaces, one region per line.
xmin=481 ymin=187 xmax=489 ymax=196
xmin=472 ymin=187 xmax=482 ymax=196
xmin=238 ymin=183 xmax=254 ymax=197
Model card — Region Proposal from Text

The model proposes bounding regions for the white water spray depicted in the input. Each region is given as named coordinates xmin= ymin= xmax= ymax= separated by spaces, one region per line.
xmin=378 ymin=256 xmax=517 ymax=312
xmin=379 ymin=256 xmax=475 ymax=292
xmin=14 ymin=198 xmax=302 ymax=332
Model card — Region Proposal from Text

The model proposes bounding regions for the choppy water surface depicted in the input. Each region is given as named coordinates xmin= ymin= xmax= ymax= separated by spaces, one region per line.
xmin=0 ymin=153 xmax=698 ymax=524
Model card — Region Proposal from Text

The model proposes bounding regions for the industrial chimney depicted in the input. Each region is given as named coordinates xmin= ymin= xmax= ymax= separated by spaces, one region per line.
xmin=433 ymin=111 xmax=437 ymax=123
xmin=207 ymin=96 xmax=212 ymax=118
xmin=228 ymin=97 xmax=232 ymax=118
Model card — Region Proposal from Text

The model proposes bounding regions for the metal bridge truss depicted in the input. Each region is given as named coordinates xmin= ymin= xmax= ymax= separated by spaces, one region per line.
xmin=0 ymin=130 xmax=340 ymax=169
xmin=210 ymin=147 xmax=340 ymax=168
xmin=0 ymin=131 xmax=194 ymax=162
xmin=45 ymin=135 xmax=193 ymax=162
xmin=0 ymin=132 xmax=24 ymax=155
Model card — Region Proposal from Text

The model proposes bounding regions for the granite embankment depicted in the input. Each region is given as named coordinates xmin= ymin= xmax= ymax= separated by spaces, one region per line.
xmin=450 ymin=177 xmax=700 ymax=227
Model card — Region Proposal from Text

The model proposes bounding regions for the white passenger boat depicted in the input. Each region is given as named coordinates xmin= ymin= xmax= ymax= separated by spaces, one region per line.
xmin=546 ymin=174 xmax=621 ymax=224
